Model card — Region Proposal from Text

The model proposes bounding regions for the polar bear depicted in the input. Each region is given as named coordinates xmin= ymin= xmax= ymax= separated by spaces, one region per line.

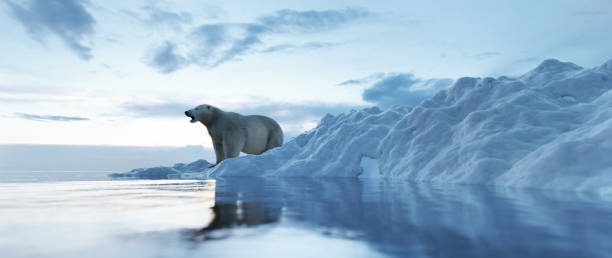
xmin=185 ymin=104 xmax=283 ymax=166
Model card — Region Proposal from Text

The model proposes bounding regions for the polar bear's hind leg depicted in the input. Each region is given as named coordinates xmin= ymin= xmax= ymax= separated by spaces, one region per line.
xmin=267 ymin=127 xmax=283 ymax=150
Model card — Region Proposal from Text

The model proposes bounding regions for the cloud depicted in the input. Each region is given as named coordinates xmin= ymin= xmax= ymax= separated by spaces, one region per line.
xmin=5 ymin=0 xmax=96 ymax=60
xmin=123 ymin=3 xmax=194 ymax=30
xmin=360 ymin=73 xmax=453 ymax=108
xmin=337 ymin=79 xmax=365 ymax=86
xmin=260 ymin=42 xmax=336 ymax=53
xmin=257 ymin=8 xmax=370 ymax=33
xmin=148 ymin=7 xmax=370 ymax=72
xmin=143 ymin=4 xmax=192 ymax=29
xmin=148 ymin=41 xmax=187 ymax=73
xmin=336 ymin=72 xmax=386 ymax=86
xmin=15 ymin=113 xmax=89 ymax=122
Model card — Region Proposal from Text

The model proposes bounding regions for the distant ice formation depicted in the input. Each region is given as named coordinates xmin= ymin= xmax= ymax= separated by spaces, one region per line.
xmin=109 ymin=159 xmax=211 ymax=179
xmin=112 ymin=59 xmax=612 ymax=194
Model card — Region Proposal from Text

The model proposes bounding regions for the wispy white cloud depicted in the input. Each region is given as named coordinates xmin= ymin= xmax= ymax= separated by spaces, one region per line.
xmin=336 ymin=72 xmax=386 ymax=86
xmin=148 ymin=7 xmax=371 ymax=73
xmin=122 ymin=3 xmax=195 ymax=30
xmin=142 ymin=3 xmax=192 ymax=29
xmin=260 ymin=41 xmax=336 ymax=53
xmin=4 ymin=0 xmax=96 ymax=60
xmin=14 ymin=112 xmax=89 ymax=122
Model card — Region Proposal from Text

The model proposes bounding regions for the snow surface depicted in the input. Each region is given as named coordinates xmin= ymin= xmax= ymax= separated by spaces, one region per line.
xmin=112 ymin=59 xmax=612 ymax=194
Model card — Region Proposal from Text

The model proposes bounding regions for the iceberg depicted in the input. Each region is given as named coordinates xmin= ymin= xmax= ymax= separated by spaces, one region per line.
xmin=109 ymin=159 xmax=211 ymax=179
xmin=113 ymin=59 xmax=612 ymax=194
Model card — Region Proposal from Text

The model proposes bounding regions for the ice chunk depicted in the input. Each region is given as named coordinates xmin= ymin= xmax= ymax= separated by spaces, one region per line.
xmin=109 ymin=159 xmax=211 ymax=179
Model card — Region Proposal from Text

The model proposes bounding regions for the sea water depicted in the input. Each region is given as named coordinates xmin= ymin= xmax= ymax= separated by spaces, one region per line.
xmin=1 ymin=171 xmax=611 ymax=258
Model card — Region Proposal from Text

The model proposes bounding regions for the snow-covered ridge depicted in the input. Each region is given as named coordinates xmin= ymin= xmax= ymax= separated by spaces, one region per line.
xmin=111 ymin=59 xmax=612 ymax=194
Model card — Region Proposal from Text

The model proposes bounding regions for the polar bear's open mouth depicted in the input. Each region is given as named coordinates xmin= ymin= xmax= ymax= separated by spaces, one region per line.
xmin=184 ymin=111 xmax=196 ymax=123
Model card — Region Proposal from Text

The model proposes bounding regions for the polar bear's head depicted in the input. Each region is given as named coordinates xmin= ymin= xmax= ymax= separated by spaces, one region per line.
xmin=184 ymin=104 xmax=218 ymax=124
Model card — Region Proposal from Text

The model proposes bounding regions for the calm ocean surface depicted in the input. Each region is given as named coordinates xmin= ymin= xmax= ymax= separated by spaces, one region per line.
xmin=1 ymin=170 xmax=611 ymax=258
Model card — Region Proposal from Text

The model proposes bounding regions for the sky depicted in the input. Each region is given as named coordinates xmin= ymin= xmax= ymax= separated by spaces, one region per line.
xmin=1 ymin=0 xmax=611 ymax=151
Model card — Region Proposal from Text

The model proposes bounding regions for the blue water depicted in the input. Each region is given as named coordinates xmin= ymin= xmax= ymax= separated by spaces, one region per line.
xmin=1 ymin=171 xmax=611 ymax=257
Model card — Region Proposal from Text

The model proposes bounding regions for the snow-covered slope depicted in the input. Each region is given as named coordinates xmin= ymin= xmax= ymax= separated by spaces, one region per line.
xmin=112 ymin=59 xmax=612 ymax=194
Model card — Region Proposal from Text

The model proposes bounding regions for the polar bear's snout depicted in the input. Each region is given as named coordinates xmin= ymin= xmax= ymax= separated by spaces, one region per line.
xmin=184 ymin=110 xmax=196 ymax=123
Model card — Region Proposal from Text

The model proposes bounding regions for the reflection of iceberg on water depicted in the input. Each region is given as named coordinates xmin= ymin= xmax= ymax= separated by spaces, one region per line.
xmin=180 ymin=178 xmax=612 ymax=257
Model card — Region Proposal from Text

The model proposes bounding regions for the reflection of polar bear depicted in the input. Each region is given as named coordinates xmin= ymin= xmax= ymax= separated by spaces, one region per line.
xmin=185 ymin=104 xmax=283 ymax=166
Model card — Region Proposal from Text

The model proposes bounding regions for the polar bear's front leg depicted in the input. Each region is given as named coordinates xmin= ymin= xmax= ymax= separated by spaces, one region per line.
xmin=212 ymin=141 xmax=225 ymax=166
xmin=223 ymin=131 xmax=246 ymax=159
